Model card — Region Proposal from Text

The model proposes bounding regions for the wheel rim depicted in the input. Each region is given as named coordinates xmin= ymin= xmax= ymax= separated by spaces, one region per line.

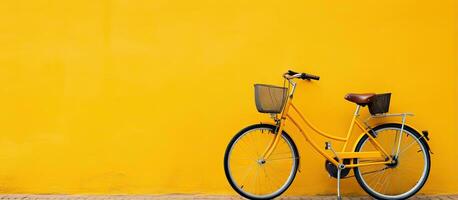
xmin=356 ymin=127 xmax=429 ymax=199
xmin=227 ymin=127 xmax=298 ymax=199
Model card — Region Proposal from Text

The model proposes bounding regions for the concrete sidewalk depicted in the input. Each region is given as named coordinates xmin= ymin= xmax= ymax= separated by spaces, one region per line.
xmin=0 ymin=195 xmax=456 ymax=200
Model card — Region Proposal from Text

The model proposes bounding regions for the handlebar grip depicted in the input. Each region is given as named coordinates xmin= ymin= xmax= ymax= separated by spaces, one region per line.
xmin=287 ymin=70 xmax=320 ymax=80
xmin=301 ymin=73 xmax=320 ymax=80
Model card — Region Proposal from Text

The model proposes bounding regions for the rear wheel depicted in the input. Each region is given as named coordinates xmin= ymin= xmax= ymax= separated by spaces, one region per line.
xmin=354 ymin=123 xmax=431 ymax=200
xmin=224 ymin=124 xmax=299 ymax=199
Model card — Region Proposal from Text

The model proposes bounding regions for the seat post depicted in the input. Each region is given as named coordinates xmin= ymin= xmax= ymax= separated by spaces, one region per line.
xmin=354 ymin=105 xmax=361 ymax=116
xmin=342 ymin=105 xmax=361 ymax=151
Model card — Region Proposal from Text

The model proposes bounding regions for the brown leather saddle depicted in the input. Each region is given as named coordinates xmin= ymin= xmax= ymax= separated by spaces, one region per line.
xmin=344 ymin=93 xmax=375 ymax=105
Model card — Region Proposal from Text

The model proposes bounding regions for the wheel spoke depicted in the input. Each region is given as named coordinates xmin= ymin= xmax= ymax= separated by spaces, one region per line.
xmin=380 ymin=170 xmax=393 ymax=194
xmin=398 ymin=139 xmax=419 ymax=157
xmin=391 ymin=130 xmax=399 ymax=155
xmin=238 ymin=163 xmax=256 ymax=188
xmin=261 ymin=165 xmax=274 ymax=192
xmin=254 ymin=165 xmax=260 ymax=195
xmin=266 ymin=157 xmax=296 ymax=161
xmin=239 ymin=137 xmax=260 ymax=160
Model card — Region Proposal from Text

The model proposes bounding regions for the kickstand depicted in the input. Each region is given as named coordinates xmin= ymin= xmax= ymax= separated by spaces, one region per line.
xmin=337 ymin=166 xmax=342 ymax=200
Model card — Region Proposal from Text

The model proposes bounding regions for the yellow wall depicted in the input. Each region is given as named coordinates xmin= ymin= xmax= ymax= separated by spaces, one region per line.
xmin=0 ymin=0 xmax=457 ymax=195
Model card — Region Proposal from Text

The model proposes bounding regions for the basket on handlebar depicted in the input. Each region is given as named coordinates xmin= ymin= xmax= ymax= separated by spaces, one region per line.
xmin=368 ymin=93 xmax=391 ymax=115
xmin=254 ymin=84 xmax=288 ymax=113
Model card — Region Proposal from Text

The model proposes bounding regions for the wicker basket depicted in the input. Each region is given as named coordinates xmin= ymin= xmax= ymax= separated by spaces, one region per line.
xmin=368 ymin=93 xmax=391 ymax=115
xmin=254 ymin=84 xmax=288 ymax=113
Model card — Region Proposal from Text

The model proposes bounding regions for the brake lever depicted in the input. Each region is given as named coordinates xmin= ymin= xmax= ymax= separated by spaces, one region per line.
xmin=288 ymin=70 xmax=299 ymax=75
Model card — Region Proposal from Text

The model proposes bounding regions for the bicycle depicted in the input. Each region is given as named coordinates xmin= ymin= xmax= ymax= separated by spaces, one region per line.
xmin=224 ymin=70 xmax=432 ymax=200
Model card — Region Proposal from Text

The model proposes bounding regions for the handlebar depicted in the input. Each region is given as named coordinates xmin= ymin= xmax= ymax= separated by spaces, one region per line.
xmin=284 ymin=70 xmax=320 ymax=80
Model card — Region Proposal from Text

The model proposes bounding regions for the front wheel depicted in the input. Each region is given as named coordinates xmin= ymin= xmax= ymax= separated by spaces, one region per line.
xmin=354 ymin=123 xmax=431 ymax=200
xmin=224 ymin=124 xmax=299 ymax=200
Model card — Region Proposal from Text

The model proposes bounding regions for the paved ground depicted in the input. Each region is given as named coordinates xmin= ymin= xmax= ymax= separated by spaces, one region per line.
xmin=0 ymin=195 xmax=456 ymax=200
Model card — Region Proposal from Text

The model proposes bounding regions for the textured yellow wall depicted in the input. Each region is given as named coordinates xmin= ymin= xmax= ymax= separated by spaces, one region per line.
xmin=0 ymin=0 xmax=456 ymax=195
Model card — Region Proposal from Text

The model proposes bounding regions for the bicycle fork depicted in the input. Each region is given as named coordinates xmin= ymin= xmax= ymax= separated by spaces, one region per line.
xmin=261 ymin=119 xmax=286 ymax=161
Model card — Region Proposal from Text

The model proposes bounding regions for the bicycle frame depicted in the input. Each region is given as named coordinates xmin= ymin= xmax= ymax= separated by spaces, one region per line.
xmin=261 ymin=80 xmax=394 ymax=168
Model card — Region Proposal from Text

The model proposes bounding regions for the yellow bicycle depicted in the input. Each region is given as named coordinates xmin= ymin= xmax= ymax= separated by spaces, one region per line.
xmin=224 ymin=70 xmax=431 ymax=200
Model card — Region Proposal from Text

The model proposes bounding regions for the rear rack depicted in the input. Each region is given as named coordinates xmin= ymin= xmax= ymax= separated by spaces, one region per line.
xmin=367 ymin=112 xmax=414 ymax=120
xmin=364 ymin=112 xmax=413 ymax=128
